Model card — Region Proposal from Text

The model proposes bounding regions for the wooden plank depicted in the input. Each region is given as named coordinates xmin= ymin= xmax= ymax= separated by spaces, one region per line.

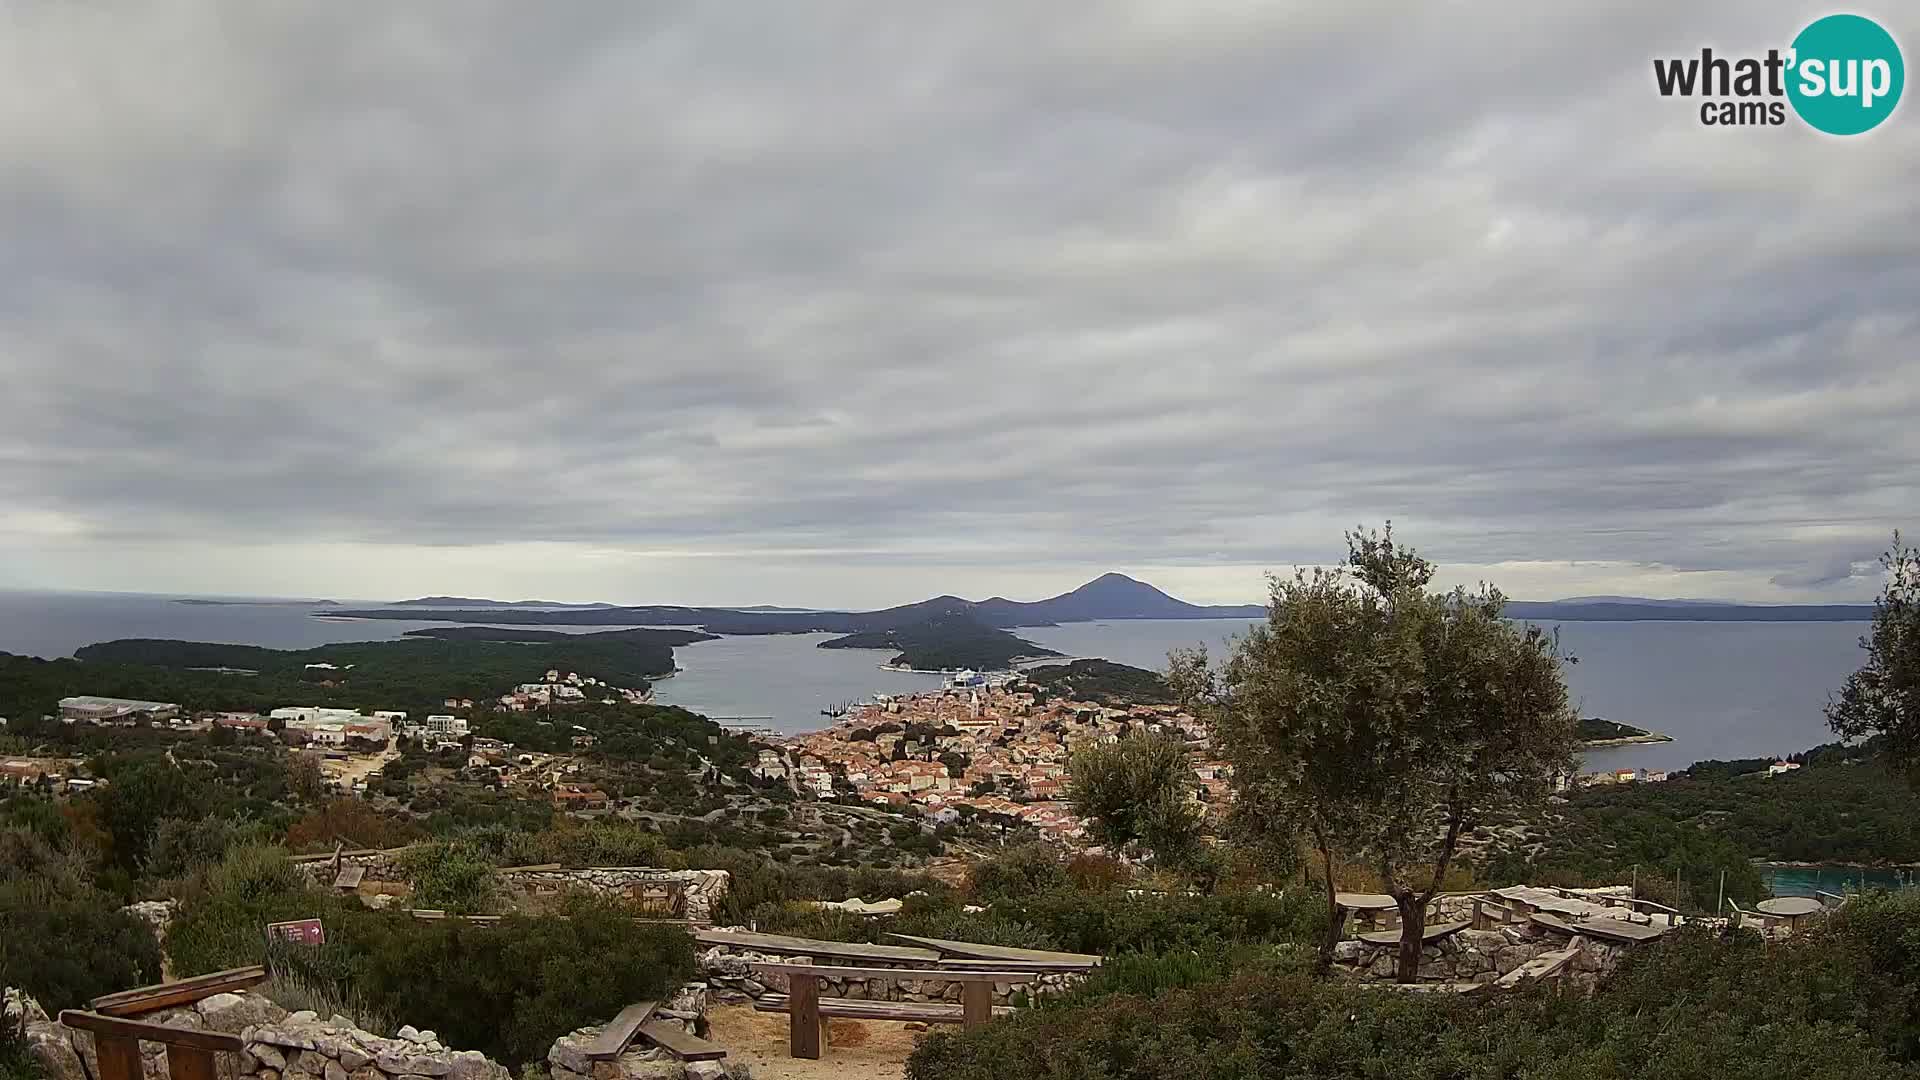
xmin=1529 ymin=913 xmax=1669 ymax=945
xmin=333 ymin=865 xmax=365 ymax=890
xmin=94 ymin=1034 xmax=144 ymax=1080
xmin=788 ymin=973 xmax=822 ymax=1060
xmin=697 ymin=929 xmax=941 ymax=964
xmin=881 ymin=934 xmax=1102 ymax=966
xmin=90 ymin=967 xmax=268 ymax=1015
xmin=59 ymin=1012 xmax=245 ymax=1053
xmin=1495 ymin=947 xmax=1579 ymax=988
xmin=635 ymin=1021 xmax=727 ymax=1062
xmin=583 ymin=1002 xmax=656 ymax=1059
xmin=748 ymin=963 xmax=1044 ymax=983
xmin=935 ymin=958 xmax=1100 ymax=973
xmin=753 ymin=996 xmax=1012 ymax=1023
xmin=1356 ymin=919 xmax=1470 ymax=946
xmin=165 ymin=1044 xmax=219 ymax=1080
xmin=961 ymin=982 xmax=991 ymax=1030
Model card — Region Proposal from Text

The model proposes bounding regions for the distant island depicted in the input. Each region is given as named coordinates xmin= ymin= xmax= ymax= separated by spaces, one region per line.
xmin=400 ymin=626 xmax=717 ymax=647
xmin=176 ymin=598 xmax=341 ymax=607
xmin=390 ymin=596 xmax=618 ymax=609
xmin=820 ymin=610 xmax=1060 ymax=671
xmin=1578 ymin=716 xmax=1673 ymax=747
xmin=327 ymin=574 xmax=1875 ymax=642
xmin=1022 ymin=658 xmax=1176 ymax=705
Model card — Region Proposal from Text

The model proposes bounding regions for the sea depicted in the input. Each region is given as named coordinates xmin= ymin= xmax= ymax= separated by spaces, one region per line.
xmin=0 ymin=589 xmax=1870 ymax=771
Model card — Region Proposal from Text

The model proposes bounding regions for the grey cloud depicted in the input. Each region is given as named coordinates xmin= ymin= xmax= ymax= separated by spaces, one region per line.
xmin=1 ymin=1 xmax=1917 ymax=601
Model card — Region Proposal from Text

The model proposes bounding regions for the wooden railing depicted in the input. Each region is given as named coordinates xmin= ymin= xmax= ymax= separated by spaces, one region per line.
xmin=59 ymin=1011 xmax=243 ymax=1080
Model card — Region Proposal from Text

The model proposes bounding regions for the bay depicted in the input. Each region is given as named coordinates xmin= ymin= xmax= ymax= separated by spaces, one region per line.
xmin=1014 ymin=618 xmax=1871 ymax=772
xmin=0 ymin=592 xmax=1873 ymax=767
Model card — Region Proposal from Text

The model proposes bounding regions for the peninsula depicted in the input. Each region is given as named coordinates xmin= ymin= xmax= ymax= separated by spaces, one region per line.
xmin=1578 ymin=716 xmax=1674 ymax=747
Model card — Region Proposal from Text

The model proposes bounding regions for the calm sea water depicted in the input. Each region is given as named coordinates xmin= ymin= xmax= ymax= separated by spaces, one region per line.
xmin=0 ymin=592 xmax=1871 ymax=765
xmin=1020 ymin=618 xmax=1870 ymax=772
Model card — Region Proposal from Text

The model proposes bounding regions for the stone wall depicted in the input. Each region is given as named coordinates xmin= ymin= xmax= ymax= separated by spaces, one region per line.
xmin=7 ymin=987 xmax=736 ymax=1080
xmin=499 ymin=869 xmax=729 ymax=925
xmin=1329 ymin=927 xmax=1626 ymax=988
xmin=301 ymin=855 xmax=728 ymax=924
xmin=698 ymin=943 xmax=1083 ymax=1007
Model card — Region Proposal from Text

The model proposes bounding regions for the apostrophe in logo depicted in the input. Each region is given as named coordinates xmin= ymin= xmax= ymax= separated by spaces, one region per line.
xmin=1652 ymin=12 xmax=1904 ymax=135
xmin=1787 ymin=14 xmax=1904 ymax=134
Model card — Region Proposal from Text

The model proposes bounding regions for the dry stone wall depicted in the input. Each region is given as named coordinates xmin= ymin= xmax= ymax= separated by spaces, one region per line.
xmin=302 ymin=855 xmax=728 ymax=924
xmin=500 ymin=869 xmax=728 ymax=924
xmin=1329 ymin=927 xmax=1627 ymax=987
xmin=698 ymin=942 xmax=1083 ymax=1007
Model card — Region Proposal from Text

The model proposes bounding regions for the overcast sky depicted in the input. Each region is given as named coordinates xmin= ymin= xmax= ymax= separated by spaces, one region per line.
xmin=2 ymin=2 xmax=1915 ymax=609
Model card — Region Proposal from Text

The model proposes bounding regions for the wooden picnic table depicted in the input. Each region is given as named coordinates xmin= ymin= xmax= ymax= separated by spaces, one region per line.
xmin=693 ymin=929 xmax=942 ymax=964
xmin=882 ymin=933 xmax=1102 ymax=967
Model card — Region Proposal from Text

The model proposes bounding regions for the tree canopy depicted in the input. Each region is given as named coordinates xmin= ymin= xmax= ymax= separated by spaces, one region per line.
xmin=1068 ymin=733 xmax=1205 ymax=870
xmin=1212 ymin=524 xmax=1579 ymax=979
xmin=1828 ymin=532 xmax=1920 ymax=783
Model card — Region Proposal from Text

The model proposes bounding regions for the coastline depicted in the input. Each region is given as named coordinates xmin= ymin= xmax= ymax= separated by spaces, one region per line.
xmin=1580 ymin=732 xmax=1675 ymax=748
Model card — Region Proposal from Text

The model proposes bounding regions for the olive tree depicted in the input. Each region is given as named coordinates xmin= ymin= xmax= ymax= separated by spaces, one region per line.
xmin=1827 ymin=533 xmax=1920 ymax=783
xmin=1068 ymin=733 xmax=1205 ymax=870
xmin=1212 ymin=525 xmax=1578 ymax=981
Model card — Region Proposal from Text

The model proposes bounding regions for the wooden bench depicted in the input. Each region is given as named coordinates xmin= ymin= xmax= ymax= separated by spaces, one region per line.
xmin=746 ymin=963 xmax=1042 ymax=1059
xmin=88 ymin=967 xmax=268 ymax=1017
xmin=1355 ymin=919 xmax=1470 ymax=946
xmin=62 ymin=1011 xmax=244 ymax=1080
xmin=583 ymin=1001 xmax=727 ymax=1064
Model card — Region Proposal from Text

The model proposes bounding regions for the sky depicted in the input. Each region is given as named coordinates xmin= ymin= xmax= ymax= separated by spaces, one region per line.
xmin=2 ymin=2 xmax=1916 ymax=609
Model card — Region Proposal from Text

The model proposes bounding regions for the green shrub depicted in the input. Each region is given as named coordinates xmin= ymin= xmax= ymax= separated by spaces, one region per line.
xmin=144 ymin=816 xmax=270 ymax=881
xmin=402 ymin=840 xmax=499 ymax=913
xmin=272 ymin=896 xmax=693 ymax=1067
xmin=166 ymin=844 xmax=345 ymax=976
xmin=0 ymin=1012 xmax=42 ymax=1080
xmin=966 ymin=843 xmax=1069 ymax=905
xmin=993 ymin=886 xmax=1322 ymax=956
xmin=907 ymin=902 xmax=1920 ymax=1080
xmin=0 ymin=877 xmax=162 ymax=1011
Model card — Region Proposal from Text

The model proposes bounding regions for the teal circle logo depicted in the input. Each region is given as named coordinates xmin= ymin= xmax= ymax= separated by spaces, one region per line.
xmin=1787 ymin=14 xmax=1904 ymax=135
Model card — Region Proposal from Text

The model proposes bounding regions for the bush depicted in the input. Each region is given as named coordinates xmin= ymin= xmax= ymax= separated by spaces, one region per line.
xmin=402 ymin=840 xmax=498 ymax=914
xmin=284 ymin=800 xmax=422 ymax=853
xmin=0 ymin=1013 xmax=41 ymax=1080
xmin=907 ymin=899 xmax=1920 ymax=1080
xmin=966 ymin=843 xmax=1069 ymax=905
xmin=167 ymin=844 xmax=345 ymax=977
xmin=992 ymin=886 xmax=1323 ymax=957
xmin=145 ymin=816 xmax=273 ymax=880
xmin=272 ymin=895 xmax=693 ymax=1067
xmin=0 ymin=877 xmax=162 ymax=1011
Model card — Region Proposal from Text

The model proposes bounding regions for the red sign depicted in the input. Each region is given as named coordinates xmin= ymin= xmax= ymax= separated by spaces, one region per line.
xmin=266 ymin=918 xmax=326 ymax=946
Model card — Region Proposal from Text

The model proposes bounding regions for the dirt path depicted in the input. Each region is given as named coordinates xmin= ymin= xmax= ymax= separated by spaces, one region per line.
xmin=321 ymin=745 xmax=398 ymax=789
xmin=704 ymin=1004 xmax=925 ymax=1080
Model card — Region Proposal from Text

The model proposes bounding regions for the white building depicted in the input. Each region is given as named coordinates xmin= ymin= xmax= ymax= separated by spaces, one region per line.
xmin=426 ymin=715 xmax=469 ymax=737
xmin=270 ymin=706 xmax=364 ymax=725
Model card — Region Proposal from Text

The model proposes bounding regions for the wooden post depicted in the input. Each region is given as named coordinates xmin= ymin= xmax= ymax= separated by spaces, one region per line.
xmin=165 ymin=1045 xmax=218 ymax=1080
xmin=94 ymin=1035 xmax=143 ymax=1080
xmin=962 ymin=981 xmax=992 ymax=1030
xmin=1716 ymin=870 xmax=1726 ymax=916
xmin=788 ymin=973 xmax=823 ymax=1060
